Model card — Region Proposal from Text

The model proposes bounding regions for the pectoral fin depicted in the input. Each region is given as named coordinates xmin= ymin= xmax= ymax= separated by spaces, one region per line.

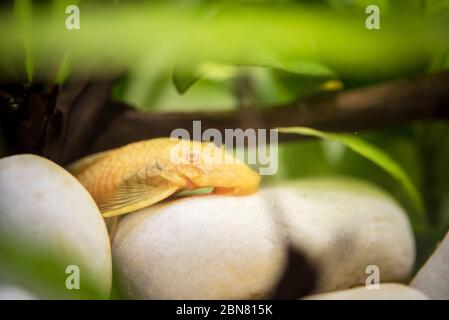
xmin=99 ymin=180 xmax=179 ymax=217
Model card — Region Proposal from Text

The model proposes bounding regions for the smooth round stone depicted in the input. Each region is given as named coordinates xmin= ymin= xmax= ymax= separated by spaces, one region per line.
xmin=264 ymin=177 xmax=416 ymax=294
xmin=0 ymin=284 xmax=37 ymax=300
xmin=411 ymin=229 xmax=449 ymax=299
xmin=0 ymin=154 xmax=112 ymax=298
xmin=113 ymin=177 xmax=415 ymax=299
xmin=112 ymin=194 xmax=288 ymax=299
xmin=303 ymin=283 xmax=428 ymax=300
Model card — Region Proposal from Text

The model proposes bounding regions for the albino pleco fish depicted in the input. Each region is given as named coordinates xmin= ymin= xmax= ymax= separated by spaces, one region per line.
xmin=68 ymin=138 xmax=260 ymax=217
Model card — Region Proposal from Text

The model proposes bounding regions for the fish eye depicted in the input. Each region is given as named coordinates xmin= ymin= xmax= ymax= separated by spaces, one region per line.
xmin=185 ymin=150 xmax=201 ymax=164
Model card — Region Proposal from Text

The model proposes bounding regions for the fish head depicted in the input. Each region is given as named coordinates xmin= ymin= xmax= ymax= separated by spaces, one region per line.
xmin=169 ymin=139 xmax=260 ymax=193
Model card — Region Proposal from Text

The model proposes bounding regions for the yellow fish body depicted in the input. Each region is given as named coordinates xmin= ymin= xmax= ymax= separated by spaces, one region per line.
xmin=68 ymin=138 xmax=260 ymax=217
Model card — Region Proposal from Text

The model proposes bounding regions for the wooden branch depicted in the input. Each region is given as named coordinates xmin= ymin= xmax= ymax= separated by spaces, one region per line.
xmin=43 ymin=79 xmax=116 ymax=164
xmin=1 ymin=77 xmax=116 ymax=165
xmin=2 ymin=71 xmax=449 ymax=166
xmin=86 ymin=71 xmax=449 ymax=156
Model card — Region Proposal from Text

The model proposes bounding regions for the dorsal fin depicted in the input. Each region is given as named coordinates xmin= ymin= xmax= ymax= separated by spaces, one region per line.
xmin=66 ymin=149 xmax=117 ymax=176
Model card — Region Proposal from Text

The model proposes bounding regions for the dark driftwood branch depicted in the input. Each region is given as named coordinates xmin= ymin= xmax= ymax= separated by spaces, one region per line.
xmin=86 ymin=71 xmax=449 ymax=157
xmin=1 ymin=71 xmax=449 ymax=165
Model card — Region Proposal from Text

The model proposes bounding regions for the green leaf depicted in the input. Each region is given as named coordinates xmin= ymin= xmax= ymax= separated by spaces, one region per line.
xmin=13 ymin=0 xmax=34 ymax=82
xmin=172 ymin=4 xmax=340 ymax=94
xmin=173 ymin=56 xmax=336 ymax=94
xmin=276 ymin=126 xmax=426 ymax=221
xmin=54 ymin=50 xmax=72 ymax=84
xmin=173 ymin=65 xmax=203 ymax=94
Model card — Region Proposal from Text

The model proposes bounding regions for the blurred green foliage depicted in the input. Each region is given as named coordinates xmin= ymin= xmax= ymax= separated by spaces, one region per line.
xmin=0 ymin=0 xmax=446 ymax=112
xmin=0 ymin=231 xmax=105 ymax=299
xmin=1 ymin=0 xmax=448 ymax=109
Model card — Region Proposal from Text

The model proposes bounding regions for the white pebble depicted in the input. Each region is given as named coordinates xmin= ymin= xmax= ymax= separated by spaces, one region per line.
xmin=0 ymin=154 xmax=112 ymax=298
xmin=113 ymin=194 xmax=288 ymax=299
